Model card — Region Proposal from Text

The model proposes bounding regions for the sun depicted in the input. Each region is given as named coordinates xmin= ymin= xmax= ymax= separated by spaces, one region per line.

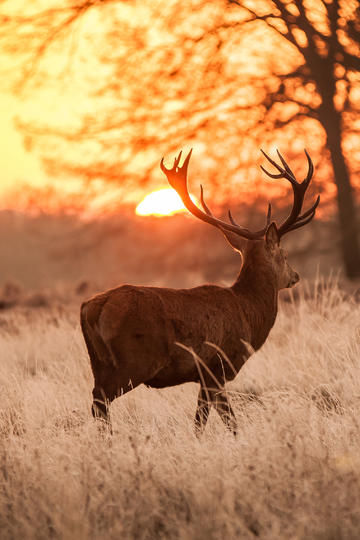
xmin=135 ymin=188 xmax=195 ymax=217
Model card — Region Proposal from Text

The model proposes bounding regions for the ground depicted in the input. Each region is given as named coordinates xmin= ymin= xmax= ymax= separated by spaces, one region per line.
xmin=0 ymin=277 xmax=360 ymax=539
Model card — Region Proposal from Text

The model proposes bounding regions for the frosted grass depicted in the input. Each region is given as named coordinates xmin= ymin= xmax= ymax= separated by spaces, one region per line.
xmin=0 ymin=279 xmax=360 ymax=539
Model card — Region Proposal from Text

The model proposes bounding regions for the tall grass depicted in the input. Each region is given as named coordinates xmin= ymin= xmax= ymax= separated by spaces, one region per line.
xmin=0 ymin=279 xmax=360 ymax=539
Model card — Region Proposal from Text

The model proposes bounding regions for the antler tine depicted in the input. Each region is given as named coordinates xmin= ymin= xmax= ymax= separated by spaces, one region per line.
xmin=260 ymin=149 xmax=298 ymax=186
xmin=287 ymin=206 xmax=318 ymax=232
xmin=304 ymin=149 xmax=314 ymax=185
xmin=228 ymin=209 xmax=238 ymax=226
xmin=260 ymin=148 xmax=319 ymax=237
xmin=266 ymin=202 xmax=272 ymax=225
xmin=287 ymin=194 xmax=320 ymax=230
xmin=260 ymin=149 xmax=283 ymax=173
xmin=174 ymin=150 xmax=182 ymax=168
xmin=260 ymin=154 xmax=283 ymax=178
xmin=161 ymin=150 xmax=271 ymax=240
xmin=296 ymin=194 xmax=320 ymax=221
xmin=260 ymin=148 xmax=284 ymax=179
xmin=200 ymin=184 xmax=213 ymax=216
xmin=160 ymin=149 xmax=192 ymax=194
xmin=276 ymin=150 xmax=296 ymax=182
xmin=259 ymin=165 xmax=283 ymax=179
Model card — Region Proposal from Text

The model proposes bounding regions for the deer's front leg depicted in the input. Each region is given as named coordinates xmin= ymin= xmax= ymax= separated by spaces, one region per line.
xmin=194 ymin=385 xmax=212 ymax=437
xmin=211 ymin=389 xmax=237 ymax=436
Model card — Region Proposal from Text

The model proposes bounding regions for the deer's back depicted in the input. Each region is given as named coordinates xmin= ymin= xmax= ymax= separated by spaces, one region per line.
xmin=82 ymin=284 xmax=252 ymax=365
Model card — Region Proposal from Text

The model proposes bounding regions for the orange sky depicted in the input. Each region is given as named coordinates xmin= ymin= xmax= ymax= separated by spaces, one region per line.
xmin=0 ymin=6 xmax=291 ymax=214
xmin=0 ymin=1 xmax=359 ymax=217
xmin=0 ymin=94 xmax=45 ymax=190
xmin=0 ymin=1 xmax=128 ymax=213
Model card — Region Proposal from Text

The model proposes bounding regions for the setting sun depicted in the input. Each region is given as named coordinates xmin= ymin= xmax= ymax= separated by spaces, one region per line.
xmin=136 ymin=188 xmax=194 ymax=217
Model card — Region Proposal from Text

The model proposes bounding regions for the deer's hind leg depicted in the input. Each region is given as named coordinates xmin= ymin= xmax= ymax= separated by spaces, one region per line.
xmin=194 ymin=377 xmax=237 ymax=437
xmin=81 ymin=304 xmax=111 ymax=424
xmin=81 ymin=322 xmax=125 ymax=427
xmin=211 ymin=389 xmax=237 ymax=436
xmin=83 ymin=333 xmax=113 ymax=423
xmin=194 ymin=385 xmax=212 ymax=437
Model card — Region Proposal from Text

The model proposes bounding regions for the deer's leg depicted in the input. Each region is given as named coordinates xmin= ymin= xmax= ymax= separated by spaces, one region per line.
xmin=211 ymin=389 xmax=237 ymax=436
xmin=92 ymin=386 xmax=110 ymax=422
xmin=194 ymin=385 xmax=212 ymax=437
xmin=84 ymin=327 xmax=141 ymax=427
xmin=91 ymin=368 xmax=118 ymax=428
xmin=81 ymin=326 xmax=110 ymax=424
xmin=92 ymin=363 xmax=137 ymax=425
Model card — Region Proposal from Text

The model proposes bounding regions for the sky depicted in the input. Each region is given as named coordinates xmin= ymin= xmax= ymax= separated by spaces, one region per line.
xmin=0 ymin=0 xmax=359 ymax=217
xmin=0 ymin=0 xmax=269 ymax=213
xmin=0 ymin=93 xmax=45 ymax=192
xmin=0 ymin=0 xmax=50 ymax=197
xmin=0 ymin=0 xmax=119 ymax=212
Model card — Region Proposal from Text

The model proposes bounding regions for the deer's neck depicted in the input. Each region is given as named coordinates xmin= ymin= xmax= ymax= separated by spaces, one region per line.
xmin=231 ymin=247 xmax=278 ymax=350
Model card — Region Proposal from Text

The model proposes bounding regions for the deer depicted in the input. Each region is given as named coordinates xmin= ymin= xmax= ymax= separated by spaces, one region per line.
xmin=80 ymin=148 xmax=319 ymax=436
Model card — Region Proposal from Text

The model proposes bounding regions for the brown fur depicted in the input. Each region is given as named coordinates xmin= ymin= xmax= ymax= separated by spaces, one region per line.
xmin=81 ymin=224 xmax=299 ymax=435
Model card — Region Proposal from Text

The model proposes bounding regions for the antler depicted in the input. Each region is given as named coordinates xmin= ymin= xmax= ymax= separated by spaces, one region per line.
xmin=260 ymin=149 xmax=320 ymax=237
xmin=160 ymin=149 xmax=271 ymax=240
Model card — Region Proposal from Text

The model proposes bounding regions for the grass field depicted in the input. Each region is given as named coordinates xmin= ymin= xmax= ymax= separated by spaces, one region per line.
xmin=0 ymin=278 xmax=360 ymax=539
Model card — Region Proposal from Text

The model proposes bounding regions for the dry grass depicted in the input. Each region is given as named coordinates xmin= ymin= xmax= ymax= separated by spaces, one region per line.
xmin=0 ymin=279 xmax=360 ymax=539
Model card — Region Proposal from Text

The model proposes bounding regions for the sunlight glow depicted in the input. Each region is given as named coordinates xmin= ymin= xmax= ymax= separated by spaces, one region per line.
xmin=136 ymin=188 xmax=195 ymax=217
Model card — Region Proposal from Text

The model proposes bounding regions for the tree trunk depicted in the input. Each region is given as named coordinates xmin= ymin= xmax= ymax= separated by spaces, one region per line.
xmin=319 ymin=107 xmax=360 ymax=279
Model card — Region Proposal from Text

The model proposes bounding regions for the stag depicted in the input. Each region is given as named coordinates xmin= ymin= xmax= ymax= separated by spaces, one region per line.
xmin=81 ymin=149 xmax=319 ymax=435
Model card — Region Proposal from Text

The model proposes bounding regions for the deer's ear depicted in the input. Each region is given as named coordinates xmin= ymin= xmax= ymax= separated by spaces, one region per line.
xmin=265 ymin=222 xmax=280 ymax=250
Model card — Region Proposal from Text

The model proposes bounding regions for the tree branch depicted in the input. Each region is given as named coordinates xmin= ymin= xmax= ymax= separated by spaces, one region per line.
xmin=0 ymin=0 xmax=118 ymax=89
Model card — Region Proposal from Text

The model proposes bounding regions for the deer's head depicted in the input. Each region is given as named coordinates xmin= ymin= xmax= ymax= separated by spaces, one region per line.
xmin=160 ymin=149 xmax=319 ymax=291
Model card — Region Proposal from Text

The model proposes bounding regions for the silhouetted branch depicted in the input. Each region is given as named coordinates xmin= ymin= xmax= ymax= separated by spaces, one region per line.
xmin=0 ymin=0 xmax=119 ymax=89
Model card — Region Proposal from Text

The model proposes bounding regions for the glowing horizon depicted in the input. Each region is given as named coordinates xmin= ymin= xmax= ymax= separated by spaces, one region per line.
xmin=136 ymin=188 xmax=198 ymax=217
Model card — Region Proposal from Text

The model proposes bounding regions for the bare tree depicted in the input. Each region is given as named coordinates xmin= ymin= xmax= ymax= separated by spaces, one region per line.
xmin=1 ymin=0 xmax=359 ymax=276
xmin=1 ymin=1 xmax=242 ymax=190
xmin=229 ymin=0 xmax=360 ymax=277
